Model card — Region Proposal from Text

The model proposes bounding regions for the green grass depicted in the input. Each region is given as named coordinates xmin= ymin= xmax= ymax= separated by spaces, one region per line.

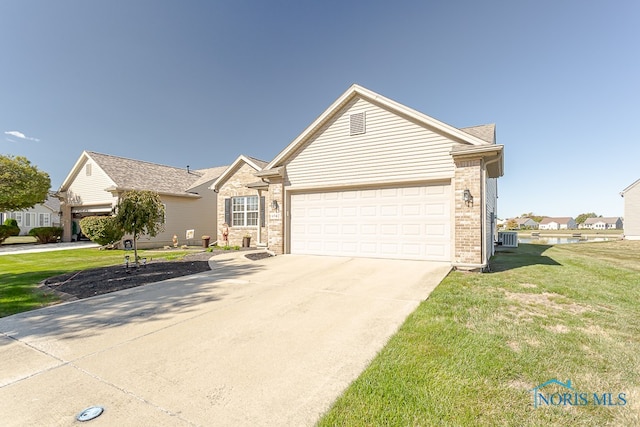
xmin=0 ymin=248 xmax=198 ymax=317
xmin=318 ymin=241 xmax=640 ymax=426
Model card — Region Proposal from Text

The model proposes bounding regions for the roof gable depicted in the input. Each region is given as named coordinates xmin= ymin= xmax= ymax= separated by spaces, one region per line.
xmin=540 ymin=217 xmax=574 ymax=225
xmin=60 ymin=151 xmax=227 ymax=197
xmin=584 ymin=217 xmax=621 ymax=224
xmin=59 ymin=151 xmax=117 ymax=192
xmin=210 ymin=155 xmax=267 ymax=191
xmin=265 ymin=84 xmax=494 ymax=170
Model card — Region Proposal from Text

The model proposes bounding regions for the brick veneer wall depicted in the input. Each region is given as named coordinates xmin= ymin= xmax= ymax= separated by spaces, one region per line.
xmin=266 ymin=177 xmax=284 ymax=254
xmin=216 ymin=163 xmax=266 ymax=246
xmin=453 ymin=158 xmax=483 ymax=266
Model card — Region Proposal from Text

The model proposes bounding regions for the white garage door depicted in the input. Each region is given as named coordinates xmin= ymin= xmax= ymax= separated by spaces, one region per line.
xmin=290 ymin=184 xmax=451 ymax=261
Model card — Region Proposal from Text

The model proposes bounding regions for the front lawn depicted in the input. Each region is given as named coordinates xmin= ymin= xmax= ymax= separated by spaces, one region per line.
xmin=0 ymin=248 xmax=198 ymax=317
xmin=319 ymin=241 xmax=640 ymax=426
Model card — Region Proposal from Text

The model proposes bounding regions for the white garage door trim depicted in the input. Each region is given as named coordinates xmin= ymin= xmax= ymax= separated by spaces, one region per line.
xmin=289 ymin=184 xmax=451 ymax=261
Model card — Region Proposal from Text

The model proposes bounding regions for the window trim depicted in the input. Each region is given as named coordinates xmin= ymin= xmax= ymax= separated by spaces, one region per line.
xmin=231 ymin=196 xmax=259 ymax=227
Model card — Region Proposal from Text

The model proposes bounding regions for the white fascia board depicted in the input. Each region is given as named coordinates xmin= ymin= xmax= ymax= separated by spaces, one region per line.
xmin=59 ymin=151 xmax=117 ymax=192
xmin=209 ymin=155 xmax=263 ymax=191
xmin=621 ymin=178 xmax=640 ymax=195
xmin=264 ymin=84 xmax=489 ymax=171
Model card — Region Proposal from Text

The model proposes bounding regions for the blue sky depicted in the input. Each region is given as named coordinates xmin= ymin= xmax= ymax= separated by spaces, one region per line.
xmin=1 ymin=1 xmax=638 ymax=218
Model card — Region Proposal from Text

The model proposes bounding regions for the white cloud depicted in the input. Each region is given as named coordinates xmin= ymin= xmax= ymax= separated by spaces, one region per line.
xmin=4 ymin=130 xmax=40 ymax=142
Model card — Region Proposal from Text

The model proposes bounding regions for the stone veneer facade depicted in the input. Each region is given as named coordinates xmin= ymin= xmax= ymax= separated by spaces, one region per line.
xmin=216 ymin=163 xmax=266 ymax=247
xmin=265 ymin=177 xmax=284 ymax=255
xmin=453 ymin=158 xmax=483 ymax=266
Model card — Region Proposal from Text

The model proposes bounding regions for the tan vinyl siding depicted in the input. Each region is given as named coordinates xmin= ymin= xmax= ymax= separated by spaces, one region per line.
xmin=624 ymin=185 xmax=640 ymax=238
xmin=286 ymin=97 xmax=456 ymax=187
xmin=132 ymin=190 xmax=216 ymax=248
xmin=67 ymin=159 xmax=117 ymax=207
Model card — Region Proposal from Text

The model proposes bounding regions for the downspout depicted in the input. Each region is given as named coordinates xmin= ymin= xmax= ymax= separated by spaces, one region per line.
xmin=482 ymin=155 xmax=502 ymax=271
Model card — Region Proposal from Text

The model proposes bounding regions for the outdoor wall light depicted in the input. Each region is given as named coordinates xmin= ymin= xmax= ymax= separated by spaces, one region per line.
xmin=463 ymin=189 xmax=473 ymax=206
xmin=271 ymin=200 xmax=279 ymax=211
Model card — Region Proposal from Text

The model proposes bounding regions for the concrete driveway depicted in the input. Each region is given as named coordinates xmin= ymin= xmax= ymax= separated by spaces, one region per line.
xmin=0 ymin=253 xmax=450 ymax=426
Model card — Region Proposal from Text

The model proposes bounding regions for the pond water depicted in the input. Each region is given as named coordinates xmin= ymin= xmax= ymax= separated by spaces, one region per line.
xmin=518 ymin=237 xmax=614 ymax=245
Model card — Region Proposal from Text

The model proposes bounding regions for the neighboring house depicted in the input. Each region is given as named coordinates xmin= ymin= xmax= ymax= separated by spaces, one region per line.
xmin=538 ymin=217 xmax=577 ymax=230
xmin=209 ymin=155 xmax=269 ymax=247
xmin=621 ymin=179 xmax=640 ymax=239
xmin=1 ymin=195 xmax=61 ymax=235
xmin=581 ymin=217 xmax=623 ymax=230
xmin=222 ymin=84 xmax=503 ymax=269
xmin=57 ymin=151 xmax=227 ymax=247
xmin=515 ymin=217 xmax=539 ymax=229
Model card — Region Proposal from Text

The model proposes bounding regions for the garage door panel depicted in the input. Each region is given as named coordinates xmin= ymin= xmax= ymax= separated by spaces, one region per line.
xmin=290 ymin=184 xmax=451 ymax=261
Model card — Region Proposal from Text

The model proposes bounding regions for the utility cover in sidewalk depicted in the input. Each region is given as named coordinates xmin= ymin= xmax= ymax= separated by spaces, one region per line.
xmin=77 ymin=406 xmax=104 ymax=422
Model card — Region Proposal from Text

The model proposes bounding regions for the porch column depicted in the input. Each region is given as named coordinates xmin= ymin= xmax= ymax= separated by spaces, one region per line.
xmin=59 ymin=196 xmax=73 ymax=242
xmin=266 ymin=177 xmax=284 ymax=255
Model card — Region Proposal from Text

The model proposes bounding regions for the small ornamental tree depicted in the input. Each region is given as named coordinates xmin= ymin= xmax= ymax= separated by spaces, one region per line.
xmin=0 ymin=155 xmax=50 ymax=211
xmin=506 ymin=219 xmax=519 ymax=230
xmin=80 ymin=216 xmax=124 ymax=247
xmin=114 ymin=190 xmax=165 ymax=264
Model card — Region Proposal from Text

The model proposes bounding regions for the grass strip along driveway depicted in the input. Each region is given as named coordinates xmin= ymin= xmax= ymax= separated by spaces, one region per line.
xmin=0 ymin=248 xmax=194 ymax=318
xmin=319 ymin=241 xmax=640 ymax=426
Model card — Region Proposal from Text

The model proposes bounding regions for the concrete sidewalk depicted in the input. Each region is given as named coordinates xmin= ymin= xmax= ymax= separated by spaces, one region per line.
xmin=0 ymin=241 xmax=99 ymax=255
xmin=0 ymin=253 xmax=450 ymax=426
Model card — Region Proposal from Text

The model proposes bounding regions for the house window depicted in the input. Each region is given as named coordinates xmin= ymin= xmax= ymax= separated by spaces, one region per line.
xmin=232 ymin=196 xmax=259 ymax=227
xmin=13 ymin=212 xmax=22 ymax=226
xmin=39 ymin=213 xmax=50 ymax=227
xmin=24 ymin=213 xmax=34 ymax=227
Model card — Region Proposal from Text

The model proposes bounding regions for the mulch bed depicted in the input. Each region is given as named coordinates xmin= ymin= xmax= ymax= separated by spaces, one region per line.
xmin=41 ymin=250 xmax=273 ymax=300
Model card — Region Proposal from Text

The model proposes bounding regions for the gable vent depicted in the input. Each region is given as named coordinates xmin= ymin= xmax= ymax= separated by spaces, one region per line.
xmin=349 ymin=111 xmax=366 ymax=135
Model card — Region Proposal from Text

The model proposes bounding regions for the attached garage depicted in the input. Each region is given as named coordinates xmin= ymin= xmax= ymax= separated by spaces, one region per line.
xmin=290 ymin=184 xmax=451 ymax=261
xmin=254 ymin=84 xmax=503 ymax=270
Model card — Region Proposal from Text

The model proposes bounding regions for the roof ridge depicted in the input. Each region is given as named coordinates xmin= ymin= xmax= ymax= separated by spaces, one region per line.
xmin=87 ymin=151 xmax=197 ymax=173
xmin=244 ymin=155 xmax=269 ymax=163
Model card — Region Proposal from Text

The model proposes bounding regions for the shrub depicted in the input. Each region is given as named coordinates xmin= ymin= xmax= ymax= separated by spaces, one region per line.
xmin=3 ymin=218 xmax=20 ymax=236
xmin=0 ymin=225 xmax=13 ymax=243
xmin=80 ymin=216 xmax=124 ymax=246
xmin=28 ymin=227 xmax=63 ymax=244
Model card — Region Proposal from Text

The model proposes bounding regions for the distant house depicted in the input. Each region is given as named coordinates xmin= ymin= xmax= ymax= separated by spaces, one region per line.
xmin=515 ymin=217 xmax=539 ymax=229
xmin=538 ymin=217 xmax=577 ymax=230
xmin=581 ymin=217 xmax=623 ymax=230
xmin=57 ymin=151 xmax=228 ymax=247
xmin=1 ymin=195 xmax=61 ymax=235
xmin=621 ymin=179 xmax=640 ymax=239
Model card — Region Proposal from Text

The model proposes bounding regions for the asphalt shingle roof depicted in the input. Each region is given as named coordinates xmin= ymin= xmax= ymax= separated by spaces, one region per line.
xmin=539 ymin=217 xmax=574 ymax=225
xmin=460 ymin=124 xmax=496 ymax=144
xmin=583 ymin=217 xmax=621 ymax=224
xmin=86 ymin=151 xmax=228 ymax=196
